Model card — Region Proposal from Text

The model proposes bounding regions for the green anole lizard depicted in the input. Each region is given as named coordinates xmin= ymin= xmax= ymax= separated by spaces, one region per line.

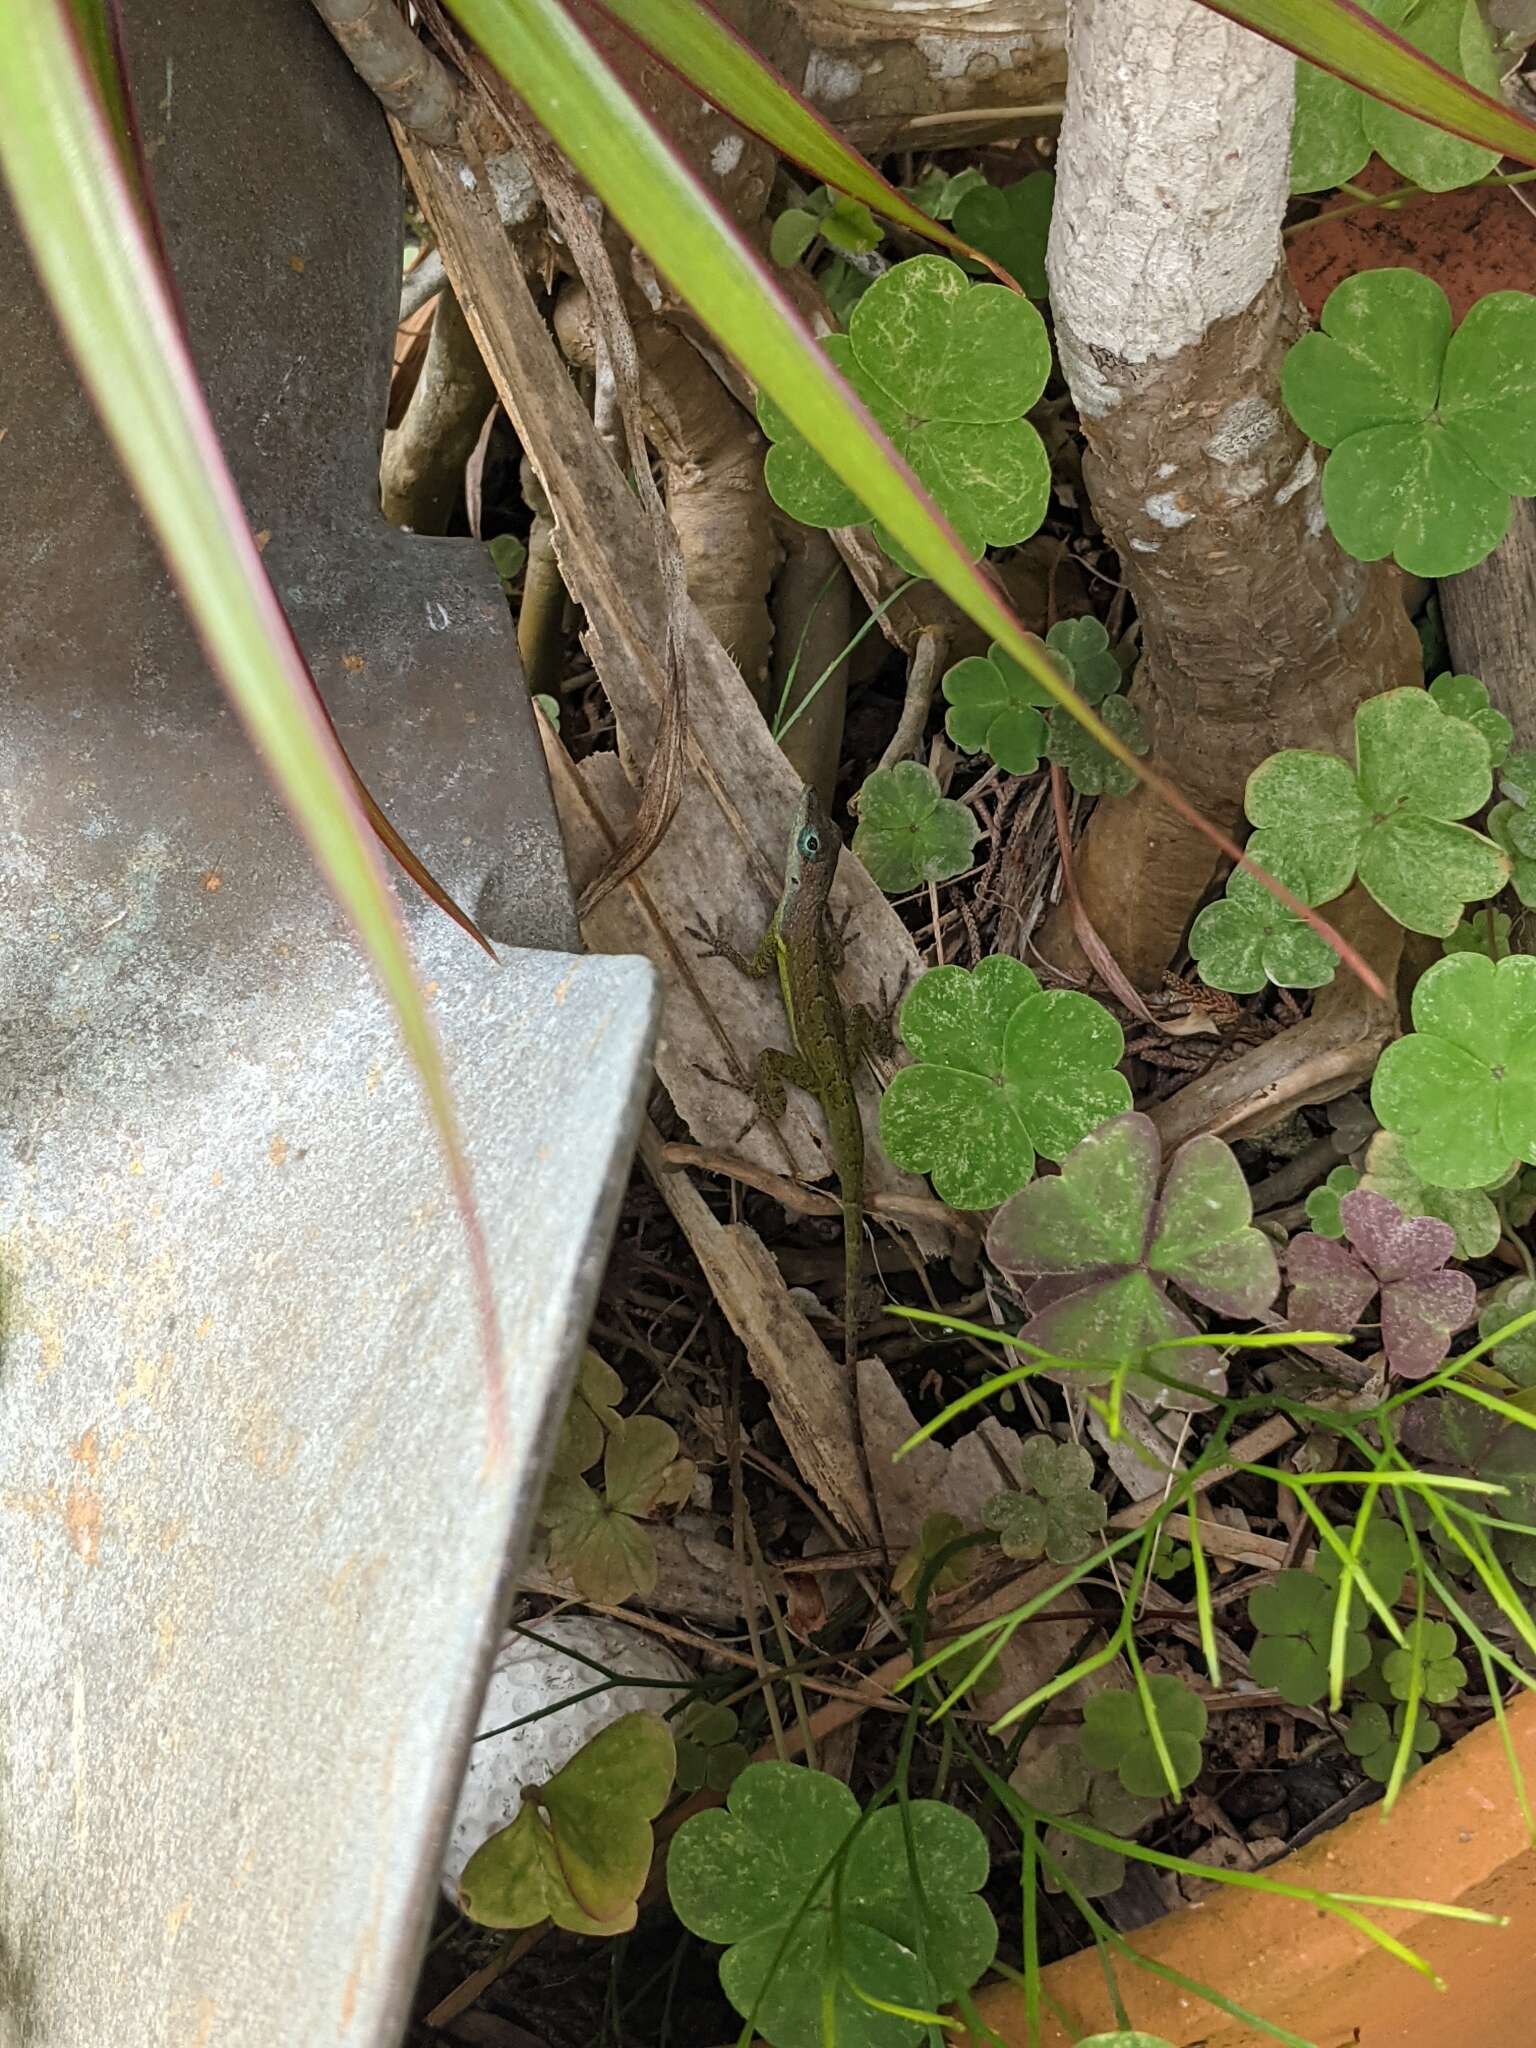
xmin=690 ymin=786 xmax=890 ymax=1368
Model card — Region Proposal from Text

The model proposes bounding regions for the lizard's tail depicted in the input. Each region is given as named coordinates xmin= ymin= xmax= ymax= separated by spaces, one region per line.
xmin=843 ymin=1195 xmax=860 ymax=1370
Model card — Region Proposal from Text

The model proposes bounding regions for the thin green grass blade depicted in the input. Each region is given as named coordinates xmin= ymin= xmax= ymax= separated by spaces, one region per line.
xmin=1196 ymin=0 xmax=1536 ymax=162
xmin=585 ymin=0 xmax=1001 ymax=273
xmin=1187 ymin=1493 xmax=1223 ymax=1687
xmin=448 ymin=0 xmax=1386 ymax=996
xmin=0 ymin=0 xmax=507 ymax=1449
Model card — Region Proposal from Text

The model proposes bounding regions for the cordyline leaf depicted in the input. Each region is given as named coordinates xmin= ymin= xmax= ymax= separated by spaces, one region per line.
xmin=1192 ymin=0 xmax=1536 ymax=163
xmin=986 ymin=1113 xmax=1278 ymax=1405
xmin=458 ymin=1712 xmax=675 ymax=1931
xmin=585 ymin=0 xmax=1005 ymax=276
xmin=0 ymin=0 xmax=507 ymax=1445
xmin=449 ymin=0 xmax=1385 ymax=997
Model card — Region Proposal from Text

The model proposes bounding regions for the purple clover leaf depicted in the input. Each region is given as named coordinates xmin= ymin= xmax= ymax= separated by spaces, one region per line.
xmin=986 ymin=1112 xmax=1279 ymax=1408
xmin=1285 ymin=1188 xmax=1474 ymax=1380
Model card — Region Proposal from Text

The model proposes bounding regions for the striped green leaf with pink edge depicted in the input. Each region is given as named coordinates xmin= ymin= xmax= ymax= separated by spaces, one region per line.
xmin=582 ymin=0 xmax=998 ymax=273
xmin=1193 ymin=0 xmax=1536 ymax=164
xmin=0 ymin=0 xmax=506 ymax=1442
xmin=985 ymin=1113 xmax=1279 ymax=1407
xmin=448 ymin=0 xmax=1380 ymax=993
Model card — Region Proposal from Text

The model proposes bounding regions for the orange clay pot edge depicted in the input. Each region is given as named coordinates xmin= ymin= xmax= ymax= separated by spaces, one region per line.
xmin=971 ymin=1693 xmax=1536 ymax=2048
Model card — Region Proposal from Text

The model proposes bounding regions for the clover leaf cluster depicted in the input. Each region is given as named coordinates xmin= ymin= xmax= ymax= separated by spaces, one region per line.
xmin=1282 ymin=270 xmax=1536 ymax=577
xmin=537 ymin=1350 xmax=694 ymax=1605
xmin=1238 ymin=686 xmax=1506 ymax=943
xmin=759 ymin=254 xmax=1052 ymax=562
xmin=986 ymin=1112 xmax=1278 ymax=1406
xmin=852 ymin=760 xmax=979 ymax=893
xmin=984 ymin=1432 xmax=1106 ymax=1564
xmin=942 ymin=617 xmax=1147 ymax=793
xmin=1290 ymin=0 xmax=1500 ymax=197
xmin=880 ymin=955 xmax=1130 ymax=1208
xmin=668 ymin=1763 xmax=996 ymax=2048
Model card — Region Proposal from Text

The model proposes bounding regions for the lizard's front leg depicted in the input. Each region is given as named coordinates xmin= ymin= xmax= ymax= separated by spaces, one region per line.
xmin=686 ymin=913 xmax=777 ymax=980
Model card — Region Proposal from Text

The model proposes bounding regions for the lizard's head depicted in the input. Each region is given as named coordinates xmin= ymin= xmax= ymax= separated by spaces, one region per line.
xmin=784 ymin=785 xmax=841 ymax=896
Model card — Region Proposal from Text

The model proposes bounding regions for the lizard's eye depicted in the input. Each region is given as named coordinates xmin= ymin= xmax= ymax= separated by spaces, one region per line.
xmin=801 ymin=829 xmax=820 ymax=857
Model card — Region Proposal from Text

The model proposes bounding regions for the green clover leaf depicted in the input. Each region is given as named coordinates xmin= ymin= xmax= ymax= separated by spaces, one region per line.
xmin=942 ymin=639 xmax=1053 ymax=773
xmin=1044 ymin=617 xmax=1124 ymax=704
xmin=548 ymin=1348 xmax=624 ymax=1480
xmin=905 ymin=165 xmax=987 ymax=223
xmin=951 ymin=171 xmax=1054 ymax=298
xmin=1478 ymin=1277 xmax=1536 ymax=1387
xmin=458 ymin=1713 xmax=676 ymax=1934
xmin=1244 ymin=688 xmax=1506 ymax=936
xmin=1444 ymin=908 xmax=1513 ymax=960
xmin=1291 ymin=0 xmax=1499 ymax=197
xmin=1150 ymin=1541 xmax=1194 ymax=1583
xmin=1305 ymin=1165 xmax=1362 ymax=1238
xmin=675 ymin=1702 xmax=751 ymax=1796
xmin=541 ymin=1412 xmax=692 ymax=1605
xmin=770 ymin=187 xmax=881 ymax=268
xmin=820 ymin=195 xmax=882 ymax=258
xmin=852 ymin=761 xmax=979 ymax=893
xmin=880 ymin=956 xmax=1130 ymax=1208
xmin=1248 ymin=1569 xmax=1370 ymax=1706
xmin=891 ymin=1510 xmax=976 ymax=1605
xmin=1487 ymin=801 xmax=1536 ymax=906
xmin=1318 ymin=1514 xmax=1413 ymax=1608
xmin=942 ymin=620 xmax=1146 ymax=791
xmin=1428 ymin=672 xmax=1513 ymax=766
xmin=1371 ymin=952 xmax=1536 ymax=1186
xmin=667 ymin=1762 xmax=997 ymax=2048
xmin=987 ymin=1112 xmax=1279 ymax=1405
xmin=1381 ymin=1617 xmax=1467 ymax=1705
xmin=1010 ymin=1743 xmax=1158 ymax=1899
xmin=1079 ymin=1676 xmax=1207 ymax=1800
xmin=1343 ymin=1700 xmax=1441 ymax=1784
xmin=1047 ymin=692 xmax=1148 ymax=796
xmin=1358 ymin=1130 xmax=1503 ymax=1260
xmin=758 ymin=254 xmax=1052 ymax=560
xmin=1502 ymin=747 xmax=1536 ymax=813
xmin=1282 ymin=269 xmax=1536 ymax=576
xmin=1074 ymin=2037 xmax=1180 ymax=2048
xmin=983 ymin=1434 xmax=1106 ymax=1563
xmin=486 ymin=532 xmax=527 ymax=589
xmin=1189 ymin=840 xmax=1340 ymax=994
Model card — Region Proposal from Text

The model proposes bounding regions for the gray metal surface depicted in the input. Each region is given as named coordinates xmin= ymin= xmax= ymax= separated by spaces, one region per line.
xmin=0 ymin=4 xmax=657 ymax=2042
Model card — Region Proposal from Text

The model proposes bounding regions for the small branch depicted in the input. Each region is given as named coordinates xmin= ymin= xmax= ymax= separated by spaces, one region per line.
xmin=310 ymin=0 xmax=466 ymax=147
xmin=379 ymin=288 xmax=494 ymax=533
xmin=659 ymin=1140 xmax=976 ymax=1234
xmin=876 ymin=625 xmax=946 ymax=774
